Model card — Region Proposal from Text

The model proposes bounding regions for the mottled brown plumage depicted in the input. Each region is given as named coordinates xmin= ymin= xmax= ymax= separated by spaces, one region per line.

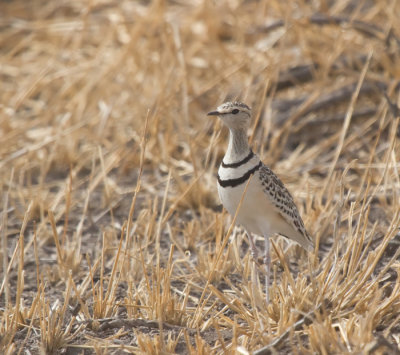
xmin=259 ymin=165 xmax=313 ymax=250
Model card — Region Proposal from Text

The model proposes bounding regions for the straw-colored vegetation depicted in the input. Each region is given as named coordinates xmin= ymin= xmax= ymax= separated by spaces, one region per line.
xmin=1 ymin=0 xmax=400 ymax=354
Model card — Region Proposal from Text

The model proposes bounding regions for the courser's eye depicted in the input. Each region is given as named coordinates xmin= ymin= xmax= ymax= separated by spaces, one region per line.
xmin=231 ymin=109 xmax=239 ymax=114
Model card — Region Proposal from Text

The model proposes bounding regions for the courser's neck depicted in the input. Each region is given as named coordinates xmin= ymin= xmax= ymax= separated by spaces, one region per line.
xmin=225 ymin=128 xmax=251 ymax=163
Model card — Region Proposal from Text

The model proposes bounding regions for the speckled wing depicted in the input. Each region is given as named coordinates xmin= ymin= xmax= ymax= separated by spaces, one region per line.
xmin=258 ymin=164 xmax=314 ymax=251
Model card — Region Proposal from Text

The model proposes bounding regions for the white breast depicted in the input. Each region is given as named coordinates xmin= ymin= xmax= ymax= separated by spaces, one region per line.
xmin=217 ymin=158 xmax=275 ymax=236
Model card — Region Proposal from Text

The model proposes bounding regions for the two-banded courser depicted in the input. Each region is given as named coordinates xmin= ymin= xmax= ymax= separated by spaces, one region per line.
xmin=208 ymin=101 xmax=314 ymax=303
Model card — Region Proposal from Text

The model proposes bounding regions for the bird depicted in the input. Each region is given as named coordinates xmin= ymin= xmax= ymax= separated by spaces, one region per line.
xmin=208 ymin=101 xmax=314 ymax=303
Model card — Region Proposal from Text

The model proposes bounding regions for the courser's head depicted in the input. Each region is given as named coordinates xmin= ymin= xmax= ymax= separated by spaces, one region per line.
xmin=207 ymin=101 xmax=251 ymax=130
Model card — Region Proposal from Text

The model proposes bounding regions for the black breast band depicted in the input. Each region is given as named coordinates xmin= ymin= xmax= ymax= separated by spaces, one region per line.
xmin=218 ymin=162 xmax=262 ymax=188
xmin=221 ymin=150 xmax=254 ymax=168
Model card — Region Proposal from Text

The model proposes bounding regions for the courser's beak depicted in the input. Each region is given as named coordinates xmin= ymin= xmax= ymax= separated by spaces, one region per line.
xmin=207 ymin=111 xmax=220 ymax=116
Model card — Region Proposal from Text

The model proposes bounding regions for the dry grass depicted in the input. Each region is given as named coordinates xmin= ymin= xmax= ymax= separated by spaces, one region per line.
xmin=1 ymin=0 xmax=400 ymax=354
